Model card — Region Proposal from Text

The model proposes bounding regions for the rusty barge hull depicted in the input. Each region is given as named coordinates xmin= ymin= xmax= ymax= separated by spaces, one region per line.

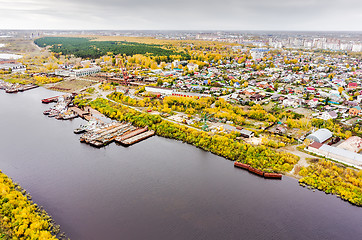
xmin=233 ymin=162 xmax=282 ymax=180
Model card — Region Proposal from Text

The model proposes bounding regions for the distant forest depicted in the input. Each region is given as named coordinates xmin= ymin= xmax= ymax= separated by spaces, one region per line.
xmin=34 ymin=37 xmax=190 ymax=60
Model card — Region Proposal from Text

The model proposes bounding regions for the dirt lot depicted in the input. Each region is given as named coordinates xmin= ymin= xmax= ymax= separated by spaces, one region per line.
xmin=291 ymin=107 xmax=314 ymax=118
xmin=49 ymin=79 xmax=96 ymax=92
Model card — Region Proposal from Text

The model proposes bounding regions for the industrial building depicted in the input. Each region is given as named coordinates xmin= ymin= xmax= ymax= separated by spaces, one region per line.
xmin=337 ymin=136 xmax=362 ymax=153
xmin=306 ymin=128 xmax=333 ymax=143
xmin=145 ymin=86 xmax=173 ymax=95
xmin=306 ymin=141 xmax=362 ymax=169
xmin=0 ymin=63 xmax=26 ymax=73
xmin=55 ymin=66 xmax=101 ymax=77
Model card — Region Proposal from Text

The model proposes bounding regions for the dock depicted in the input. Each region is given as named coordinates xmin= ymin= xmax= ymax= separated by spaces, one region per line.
xmin=80 ymin=123 xmax=137 ymax=147
xmin=78 ymin=122 xmax=154 ymax=148
xmin=18 ymin=84 xmax=39 ymax=92
xmin=115 ymin=127 xmax=148 ymax=142
xmin=1 ymin=82 xmax=38 ymax=93
xmin=119 ymin=130 xmax=155 ymax=146
xmin=69 ymin=107 xmax=90 ymax=118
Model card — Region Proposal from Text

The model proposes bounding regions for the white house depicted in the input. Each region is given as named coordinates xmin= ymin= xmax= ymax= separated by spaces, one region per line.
xmin=187 ymin=63 xmax=199 ymax=72
xmin=319 ymin=111 xmax=338 ymax=120
xmin=283 ymin=98 xmax=298 ymax=108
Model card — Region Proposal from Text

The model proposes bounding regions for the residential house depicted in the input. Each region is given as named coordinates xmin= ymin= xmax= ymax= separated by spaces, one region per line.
xmin=283 ymin=98 xmax=298 ymax=108
xmin=349 ymin=106 xmax=361 ymax=116
xmin=250 ymin=93 xmax=264 ymax=101
xmin=347 ymin=82 xmax=358 ymax=90
xmin=308 ymin=98 xmax=319 ymax=108
xmin=187 ymin=63 xmax=199 ymax=72
xmin=320 ymin=111 xmax=338 ymax=120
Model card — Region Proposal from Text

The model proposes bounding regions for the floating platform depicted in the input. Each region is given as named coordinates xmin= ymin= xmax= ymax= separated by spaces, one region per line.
xmin=115 ymin=127 xmax=148 ymax=142
xmin=119 ymin=130 xmax=155 ymax=146
xmin=69 ymin=107 xmax=89 ymax=118
xmin=19 ymin=84 xmax=39 ymax=92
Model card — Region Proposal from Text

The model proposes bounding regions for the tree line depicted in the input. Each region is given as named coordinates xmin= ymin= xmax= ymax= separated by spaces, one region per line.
xmin=0 ymin=170 xmax=59 ymax=239
xmin=88 ymin=98 xmax=299 ymax=173
xmin=34 ymin=37 xmax=190 ymax=60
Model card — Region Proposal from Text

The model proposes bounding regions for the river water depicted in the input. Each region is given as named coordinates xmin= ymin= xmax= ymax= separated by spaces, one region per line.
xmin=0 ymin=88 xmax=361 ymax=240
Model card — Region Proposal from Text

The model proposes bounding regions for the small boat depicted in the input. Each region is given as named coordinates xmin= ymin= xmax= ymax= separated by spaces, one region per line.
xmin=43 ymin=110 xmax=51 ymax=115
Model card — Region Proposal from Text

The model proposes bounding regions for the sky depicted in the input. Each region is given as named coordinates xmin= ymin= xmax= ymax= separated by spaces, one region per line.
xmin=0 ymin=0 xmax=361 ymax=31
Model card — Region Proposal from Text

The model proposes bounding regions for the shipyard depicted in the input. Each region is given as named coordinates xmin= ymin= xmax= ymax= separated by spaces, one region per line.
xmin=0 ymin=14 xmax=362 ymax=239
xmin=42 ymin=94 xmax=155 ymax=147
xmin=0 ymin=80 xmax=39 ymax=93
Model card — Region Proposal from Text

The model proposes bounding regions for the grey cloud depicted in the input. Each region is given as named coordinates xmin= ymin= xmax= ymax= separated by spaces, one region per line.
xmin=0 ymin=0 xmax=361 ymax=30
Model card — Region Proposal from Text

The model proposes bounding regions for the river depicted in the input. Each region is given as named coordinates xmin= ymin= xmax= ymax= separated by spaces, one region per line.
xmin=0 ymin=88 xmax=361 ymax=240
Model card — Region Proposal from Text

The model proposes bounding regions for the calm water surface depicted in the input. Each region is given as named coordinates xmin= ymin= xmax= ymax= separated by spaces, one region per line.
xmin=0 ymin=88 xmax=361 ymax=240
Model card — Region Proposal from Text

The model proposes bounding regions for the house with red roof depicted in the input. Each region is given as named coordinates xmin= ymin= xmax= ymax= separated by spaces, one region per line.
xmin=348 ymin=82 xmax=358 ymax=90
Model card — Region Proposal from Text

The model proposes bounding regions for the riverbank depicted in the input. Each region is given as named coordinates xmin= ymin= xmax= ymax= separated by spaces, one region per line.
xmin=0 ymin=170 xmax=61 ymax=239
xmin=1 ymin=87 xmax=361 ymax=239
xmin=87 ymin=98 xmax=299 ymax=172
xmin=86 ymin=97 xmax=362 ymax=207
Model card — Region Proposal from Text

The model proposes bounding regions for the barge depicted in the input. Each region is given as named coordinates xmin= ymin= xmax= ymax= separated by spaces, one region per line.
xmin=119 ymin=130 xmax=155 ymax=146
xmin=233 ymin=161 xmax=282 ymax=179
xmin=115 ymin=127 xmax=148 ymax=142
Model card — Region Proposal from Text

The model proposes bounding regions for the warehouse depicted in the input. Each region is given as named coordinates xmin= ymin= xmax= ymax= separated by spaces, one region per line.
xmin=306 ymin=142 xmax=362 ymax=169
xmin=306 ymin=128 xmax=332 ymax=143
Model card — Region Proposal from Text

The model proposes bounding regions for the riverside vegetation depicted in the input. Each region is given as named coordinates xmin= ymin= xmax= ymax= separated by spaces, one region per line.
xmin=83 ymin=97 xmax=299 ymax=173
xmin=0 ymin=171 xmax=61 ymax=239
xmin=299 ymin=159 xmax=362 ymax=206
xmin=78 ymin=96 xmax=362 ymax=207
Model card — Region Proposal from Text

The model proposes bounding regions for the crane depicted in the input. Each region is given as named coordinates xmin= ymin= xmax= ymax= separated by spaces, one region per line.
xmin=200 ymin=112 xmax=214 ymax=131
xmin=118 ymin=58 xmax=129 ymax=86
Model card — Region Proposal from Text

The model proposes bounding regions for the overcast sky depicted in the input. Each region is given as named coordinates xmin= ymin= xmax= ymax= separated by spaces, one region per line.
xmin=0 ymin=0 xmax=361 ymax=31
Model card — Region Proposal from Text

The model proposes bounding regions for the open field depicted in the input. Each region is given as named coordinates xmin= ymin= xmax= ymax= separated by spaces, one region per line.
xmin=49 ymin=79 xmax=96 ymax=92
xmin=44 ymin=34 xmax=239 ymax=47
xmin=0 ymin=39 xmax=40 ymax=54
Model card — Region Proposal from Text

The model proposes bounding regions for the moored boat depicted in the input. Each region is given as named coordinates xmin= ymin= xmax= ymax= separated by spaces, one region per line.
xmin=263 ymin=172 xmax=282 ymax=179
xmin=247 ymin=167 xmax=264 ymax=177
xmin=234 ymin=162 xmax=250 ymax=170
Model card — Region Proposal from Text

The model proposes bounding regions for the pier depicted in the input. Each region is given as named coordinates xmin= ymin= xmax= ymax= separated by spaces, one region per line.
xmin=69 ymin=107 xmax=89 ymax=118
xmin=0 ymin=81 xmax=38 ymax=93
xmin=119 ymin=130 xmax=155 ymax=146
xmin=78 ymin=122 xmax=154 ymax=148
